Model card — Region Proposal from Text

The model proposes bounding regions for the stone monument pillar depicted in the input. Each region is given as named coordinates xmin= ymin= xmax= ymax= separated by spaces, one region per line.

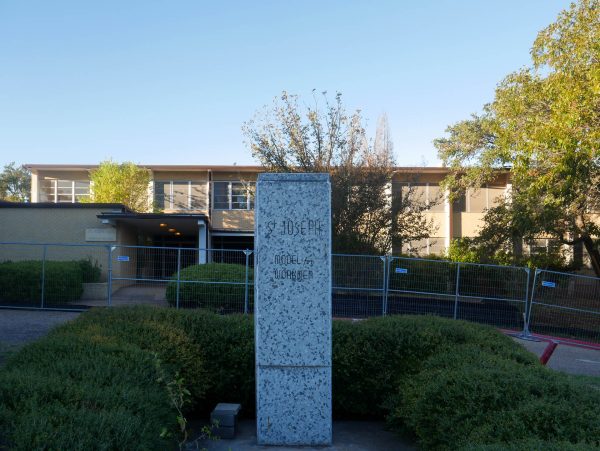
xmin=254 ymin=173 xmax=332 ymax=446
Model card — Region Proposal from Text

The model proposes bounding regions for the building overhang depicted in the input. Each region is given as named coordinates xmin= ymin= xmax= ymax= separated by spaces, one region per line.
xmin=0 ymin=201 xmax=130 ymax=211
xmin=97 ymin=212 xmax=209 ymax=236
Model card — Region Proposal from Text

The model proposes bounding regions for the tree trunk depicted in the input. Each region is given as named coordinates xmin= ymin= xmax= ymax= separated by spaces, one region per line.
xmin=581 ymin=235 xmax=600 ymax=277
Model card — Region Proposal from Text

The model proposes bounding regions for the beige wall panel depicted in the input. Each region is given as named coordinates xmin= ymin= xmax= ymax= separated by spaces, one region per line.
xmin=488 ymin=187 xmax=505 ymax=207
xmin=452 ymin=212 xmax=486 ymax=237
xmin=469 ymin=188 xmax=487 ymax=213
xmin=38 ymin=170 xmax=91 ymax=181
xmin=211 ymin=210 xmax=255 ymax=231
xmin=152 ymin=171 xmax=209 ymax=181
xmin=0 ymin=208 xmax=114 ymax=280
xmin=424 ymin=212 xmax=446 ymax=236
xmin=0 ymin=208 xmax=111 ymax=243
xmin=212 ymin=172 xmax=258 ymax=182
xmin=31 ymin=173 xmax=39 ymax=202
xmin=392 ymin=173 xmax=445 ymax=184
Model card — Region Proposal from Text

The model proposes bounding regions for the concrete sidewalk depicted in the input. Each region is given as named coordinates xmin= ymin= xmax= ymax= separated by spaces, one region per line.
xmin=0 ymin=309 xmax=80 ymax=346
xmin=513 ymin=336 xmax=600 ymax=377
xmin=190 ymin=420 xmax=414 ymax=451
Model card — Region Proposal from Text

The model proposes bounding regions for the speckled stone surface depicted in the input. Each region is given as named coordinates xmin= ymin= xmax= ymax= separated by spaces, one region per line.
xmin=255 ymin=173 xmax=332 ymax=446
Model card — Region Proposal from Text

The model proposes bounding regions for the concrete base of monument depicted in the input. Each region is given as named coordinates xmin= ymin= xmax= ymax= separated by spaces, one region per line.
xmin=188 ymin=419 xmax=415 ymax=450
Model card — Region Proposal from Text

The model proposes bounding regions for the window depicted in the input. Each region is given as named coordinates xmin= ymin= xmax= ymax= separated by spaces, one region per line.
xmin=427 ymin=184 xmax=445 ymax=212
xmin=460 ymin=186 xmax=507 ymax=213
xmin=38 ymin=179 xmax=90 ymax=203
xmin=402 ymin=237 xmax=444 ymax=256
xmin=453 ymin=193 xmax=467 ymax=213
xmin=468 ymin=188 xmax=486 ymax=213
xmin=154 ymin=181 xmax=171 ymax=210
xmin=212 ymin=181 xmax=255 ymax=210
xmin=528 ymin=238 xmax=561 ymax=256
xmin=154 ymin=181 xmax=208 ymax=211
xmin=393 ymin=182 xmax=444 ymax=212
xmin=172 ymin=182 xmax=189 ymax=210
xmin=213 ymin=182 xmax=229 ymax=209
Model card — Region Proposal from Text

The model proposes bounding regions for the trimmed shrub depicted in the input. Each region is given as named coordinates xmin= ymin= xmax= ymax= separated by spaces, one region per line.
xmin=2 ymin=307 xmax=600 ymax=450
xmin=0 ymin=260 xmax=101 ymax=303
xmin=166 ymin=263 xmax=253 ymax=312
xmin=388 ymin=343 xmax=600 ymax=449
xmin=78 ymin=258 xmax=102 ymax=283
xmin=332 ymin=316 xmax=537 ymax=418
xmin=177 ymin=310 xmax=256 ymax=415
xmin=460 ymin=440 xmax=600 ymax=451
xmin=57 ymin=307 xmax=210 ymax=405
xmin=0 ymin=334 xmax=178 ymax=450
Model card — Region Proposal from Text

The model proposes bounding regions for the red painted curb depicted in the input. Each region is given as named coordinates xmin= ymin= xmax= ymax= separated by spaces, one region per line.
xmin=539 ymin=341 xmax=558 ymax=365
xmin=500 ymin=328 xmax=600 ymax=351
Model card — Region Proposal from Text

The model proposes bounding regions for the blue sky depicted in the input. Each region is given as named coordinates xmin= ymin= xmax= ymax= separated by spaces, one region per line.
xmin=0 ymin=0 xmax=569 ymax=167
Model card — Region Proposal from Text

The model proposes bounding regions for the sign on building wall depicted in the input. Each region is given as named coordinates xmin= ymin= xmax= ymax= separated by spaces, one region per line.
xmin=85 ymin=228 xmax=116 ymax=242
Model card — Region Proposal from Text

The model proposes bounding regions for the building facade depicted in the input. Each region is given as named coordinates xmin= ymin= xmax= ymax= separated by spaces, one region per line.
xmin=16 ymin=164 xmax=514 ymax=256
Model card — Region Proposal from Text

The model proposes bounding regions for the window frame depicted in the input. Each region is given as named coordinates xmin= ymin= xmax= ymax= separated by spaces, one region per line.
xmin=211 ymin=181 xmax=255 ymax=211
xmin=39 ymin=179 xmax=90 ymax=203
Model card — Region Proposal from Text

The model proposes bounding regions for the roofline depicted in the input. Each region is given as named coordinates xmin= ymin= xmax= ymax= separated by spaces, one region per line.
xmin=24 ymin=164 xmax=512 ymax=175
xmin=0 ymin=201 xmax=131 ymax=211
xmin=97 ymin=212 xmax=208 ymax=220
xmin=25 ymin=164 xmax=263 ymax=172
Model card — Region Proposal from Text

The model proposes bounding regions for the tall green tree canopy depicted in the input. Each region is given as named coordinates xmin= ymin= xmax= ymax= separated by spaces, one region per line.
xmin=435 ymin=0 xmax=600 ymax=275
xmin=243 ymin=91 xmax=435 ymax=254
xmin=0 ymin=162 xmax=30 ymax=202
xmin=88 ymin=160 xmax=151 ymax=212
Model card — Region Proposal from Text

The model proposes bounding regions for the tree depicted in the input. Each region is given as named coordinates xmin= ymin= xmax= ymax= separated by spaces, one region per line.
xmin=87 ymin=160 xmax=151 ymax=212
xmin=243 ymin=91 xmax=435 ymax=254
xmin=434 ymin=0 xmax=600 ymax=275
xmin=0 ymin=162 xmax=30 ymax=202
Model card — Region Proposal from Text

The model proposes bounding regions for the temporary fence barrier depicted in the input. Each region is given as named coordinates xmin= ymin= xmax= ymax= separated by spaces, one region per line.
xmin=527 ymin=269 xmax=600 ymax=343
xmin=0 ymin=241 xmax=598 ymax=343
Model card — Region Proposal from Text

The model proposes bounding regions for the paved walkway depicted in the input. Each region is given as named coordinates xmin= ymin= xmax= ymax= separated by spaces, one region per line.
xmin=0 ymin=309 xmax=80 ymax=365
xmin=0 ymin=309 xmax=80 ymax=346
xmin=190 ymin=420 xmax=414 ymax=451
xmin=513 ymin=336 xmax=600 ymax=377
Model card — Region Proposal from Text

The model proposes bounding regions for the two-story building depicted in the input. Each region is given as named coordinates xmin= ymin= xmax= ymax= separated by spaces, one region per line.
xmin=0 ymin=163 xmax=517 ymax=257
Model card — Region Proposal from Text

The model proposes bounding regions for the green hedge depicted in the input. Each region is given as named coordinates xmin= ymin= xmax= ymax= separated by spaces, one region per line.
xmin=0 ymin=259 xmax=101 ymax=303
xmin=0 ymin=306 xmax=254 ymax=449
xmin=332 ymin=315 xmax=538 ymax=418
xmin=165 ymin=263 xmax=253 ymax=312
xmin=1 ymin=308 xmax=600 ymax=450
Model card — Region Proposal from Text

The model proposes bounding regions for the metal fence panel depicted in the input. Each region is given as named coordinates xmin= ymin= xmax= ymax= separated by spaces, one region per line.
xmin=43 ymin=244 xmax=109 ymax=309
xmin=176 ymin=248 xmax=250 ymax=313
xmin=456 ymin=263 xmax=529 ymax=332
xmin=528 ymin=269 xmax=600 ymax=342
xmin=1 ymin=240 xmax=598 ymax=344
xmin=332 ymin=254 xmax=385 ymax=318
xmin=0 ymin=242 xmax=46 ymax=309
xmin=387 ymin=256 xmax=457 ymax=319
xmin=109 ymin=245 xmax=252 ymax=312
xmin=0 ymin=242 xmax=110 ymax=311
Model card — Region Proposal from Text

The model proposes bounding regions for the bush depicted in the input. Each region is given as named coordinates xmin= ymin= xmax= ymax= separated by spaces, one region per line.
xmin=177 ymin=309 xmax=255 ymax=414
xmin=388 ymin=343 xmax=600 ymax=449
xmin=166 ymin=263 xmax=253 ymax=312
xmin=0 ymin=334 xmax=178 ymax=450
xmin=78 ymin=258 xmax=102 ymax=283
xmin=460 ymin=440 xmax=600 ymax=451
xmin=332 ymin=316 xmax=537 ymax=418
xmin=2 ymin=307 xmax=600 ymax=450
xmin=0 ymin=259 xmax=101 ymax=303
